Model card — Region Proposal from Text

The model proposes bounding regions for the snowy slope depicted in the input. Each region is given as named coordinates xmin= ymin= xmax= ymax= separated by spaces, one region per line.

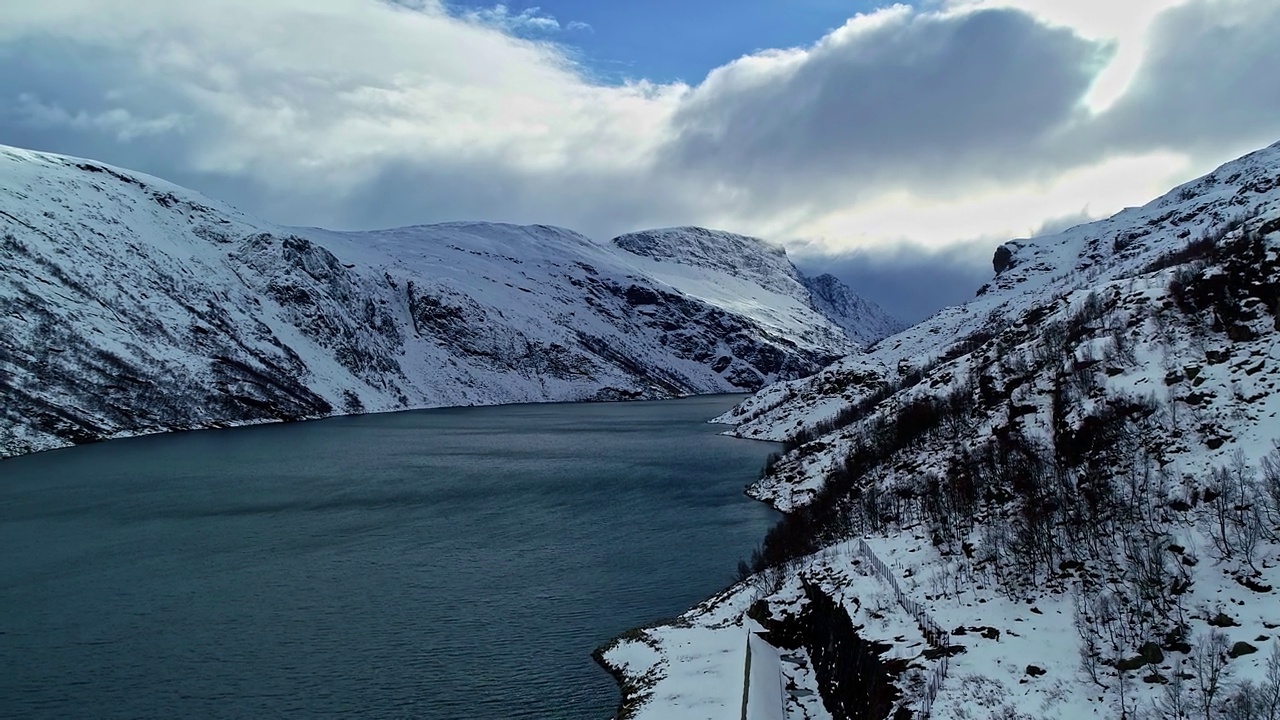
xmin=0 ymin=145 xmax=895 ymax=459
xmin=612 ymin=227 xmax=903 ymax=350
xmin=604 ymin=140 xmax=1280 ymax=719
xmin=721 ymin=139 xmax=1280 ymax=448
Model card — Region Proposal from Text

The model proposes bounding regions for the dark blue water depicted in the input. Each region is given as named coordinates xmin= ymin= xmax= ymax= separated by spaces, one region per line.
xmin=0 ymin=395 xmax=779 ymax=719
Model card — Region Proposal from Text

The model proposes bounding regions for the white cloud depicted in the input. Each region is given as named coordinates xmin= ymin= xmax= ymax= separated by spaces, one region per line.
xmin=460 ymin=4 xmax=589 ymax=34
xmin=17 ymin=94 xmax=187 ymax=142
xmin=788 ymin=151 xmax=1193 ymax=253
xmin=0 ymin=0 xmax=1276 ymax=275
xmin=946 ymin=0 xmax=1193 ymax=112
xmin=0 ymin=0 xmax=682 ymax=229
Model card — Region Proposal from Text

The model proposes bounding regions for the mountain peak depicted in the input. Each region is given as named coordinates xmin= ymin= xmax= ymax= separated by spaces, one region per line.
xmin=611 ymin=226 xmax=901 ymax=348
xmin=611 ymin=227 xmax=796 ymax=292
xmin=611 ymin=226 xmax=807 ymax=308
xmin=612 ymin=226 xmax=789 ymax=260
xmin=802 ymin=273 xmax=905 ymax=346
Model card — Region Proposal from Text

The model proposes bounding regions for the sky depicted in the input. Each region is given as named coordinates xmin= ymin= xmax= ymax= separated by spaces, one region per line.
xmin=1 ymin=0 xmax=1278 ymax=322
xmin=439 ymin=1 xmax=886 ymax=83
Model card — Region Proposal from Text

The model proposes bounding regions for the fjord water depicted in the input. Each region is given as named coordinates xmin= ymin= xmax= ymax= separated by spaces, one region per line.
xmin=0 ymin=395 xmax=778 ymax=719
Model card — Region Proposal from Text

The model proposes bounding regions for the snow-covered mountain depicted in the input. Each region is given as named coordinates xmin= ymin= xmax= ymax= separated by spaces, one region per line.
xmin=602 ymin=141 xmax=1280 ymax=719
xmin=802 ymin=272 xmax=907 ymax=348
xmin=0 ymin=145 xmax=900 ymax=459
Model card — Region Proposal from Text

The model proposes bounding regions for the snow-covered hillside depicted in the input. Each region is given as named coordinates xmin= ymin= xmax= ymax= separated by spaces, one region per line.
xmin=0 ymin=145 xmax=899 ymax=459
xmin=603 ymin=140 xmax=1280 ymax=719
xmin=612 ymin=227 xmax=902 ymax=351
xmin=802 ymin=273 xmax=907 ymax=348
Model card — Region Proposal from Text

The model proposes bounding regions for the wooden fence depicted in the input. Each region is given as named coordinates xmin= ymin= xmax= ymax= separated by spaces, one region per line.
xmin=855 ymin=539 xmax=952 ymax=719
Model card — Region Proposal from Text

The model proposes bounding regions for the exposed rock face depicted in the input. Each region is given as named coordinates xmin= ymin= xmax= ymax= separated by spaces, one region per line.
xmin=760 ymin=581 xmax=906 ymax=720
xmin=992 ymin=243 xmax=1017 ymax=274
xmin=0 ymin=146 xmax=897 ymax=458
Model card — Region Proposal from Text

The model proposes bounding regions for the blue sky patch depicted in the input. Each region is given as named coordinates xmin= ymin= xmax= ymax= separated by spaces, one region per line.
xmin=446 ymin=0 xmax=889 ymax=84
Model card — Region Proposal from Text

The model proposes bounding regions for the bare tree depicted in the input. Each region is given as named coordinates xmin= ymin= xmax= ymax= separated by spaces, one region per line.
xmin=1259 ymin=444 xmax=1280 ymax=539
xmin=1153 ymin=658 xmax=1194 ymax=720
xmin=1261 ymin=641 xmax=1280 ymax=720
xmin=1194 ymin=630 xmax=1231 ymax=720
xmin=1221 ymin=450 xmax=1264 ymax=570
xmin=1074 ymin=588 xmax=1107 ymax=689
xmin=1222 ymin=681 xmax=1263 ymax=720
xmin=1205 ymin=466 xmax=1238 ymax=560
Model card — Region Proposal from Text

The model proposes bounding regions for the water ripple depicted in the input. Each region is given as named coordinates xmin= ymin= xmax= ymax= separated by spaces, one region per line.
xmin=0 ymin=396 xmax=778 ymax=719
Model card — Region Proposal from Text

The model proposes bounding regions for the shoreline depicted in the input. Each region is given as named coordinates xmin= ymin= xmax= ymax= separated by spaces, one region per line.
xmin=0 ymin=390 xmax=756 ymax=462
xmin=594 ymin=401 xmax=782 ymax=719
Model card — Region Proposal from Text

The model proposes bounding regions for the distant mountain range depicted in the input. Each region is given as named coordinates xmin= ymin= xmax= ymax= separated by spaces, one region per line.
xmin=0 ymin=144 xmax=902 ymax=458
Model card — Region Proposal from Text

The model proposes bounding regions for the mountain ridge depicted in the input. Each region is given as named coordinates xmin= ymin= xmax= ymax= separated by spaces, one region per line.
xmin=0 ymin=143 xmax=898 ymax=459
xmin=602 ymin=138 xmax=1280 ymax=719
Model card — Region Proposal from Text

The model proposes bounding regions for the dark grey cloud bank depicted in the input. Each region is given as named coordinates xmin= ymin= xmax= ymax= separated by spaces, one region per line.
xmin=794 ymin=240 xmax=997 ymax=325
xmin=0 ymin=0 xmax=1278 ymax=321
xmin=1099 ymin=0 xmax=1280 ymax=158
xmin=662 ymin=0 xmax=1280 ymax=235
xmin=794 ymin=211 xmax=1097 ymax=324
xmin=665 ymin=9 xmax=1106 ymax=210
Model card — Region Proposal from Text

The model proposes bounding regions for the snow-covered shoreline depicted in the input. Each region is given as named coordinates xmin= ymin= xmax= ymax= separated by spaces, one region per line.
xmin=1 ymin=390 xmax=767 ymax=462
